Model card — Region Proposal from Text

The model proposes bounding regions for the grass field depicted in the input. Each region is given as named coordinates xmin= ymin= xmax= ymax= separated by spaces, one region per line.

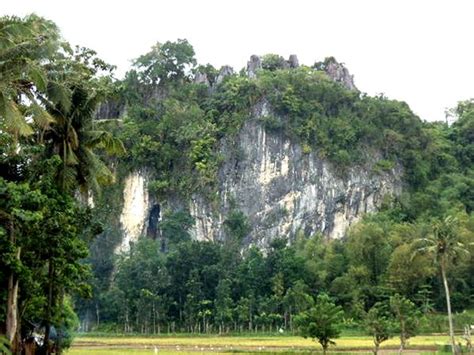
xmin=66 ymin=334 xmax=461 ymax=354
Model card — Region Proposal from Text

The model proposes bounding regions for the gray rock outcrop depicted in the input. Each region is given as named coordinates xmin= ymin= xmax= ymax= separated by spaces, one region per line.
xmin=288 ymin=54 xmax=299 ymax=68
xmin=194 ymin=71 xmax=210 ymax=86
xmin=321 ymin=57 xmax=357 ymax=91
xmin=247 ymin=55 xmax=262 ymax=78
xmin=216 ymin=65 xmax=234 ymax=84
xmin=95 ymin=98 xmax=126 ymax=120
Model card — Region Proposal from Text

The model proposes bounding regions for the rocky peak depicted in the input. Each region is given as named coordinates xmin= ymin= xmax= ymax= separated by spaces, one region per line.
xmin=316 ymin=57 xmax=357 ymax=91
xmin=288 ymin=54 xmax=299 ymax=68
xmin=194 ymin=71 xmax=210 ymax=86
xmin=246 ymin=55 xmax=262 ymax=78
xmin=216 ymin=65 xmax=234 ymax=84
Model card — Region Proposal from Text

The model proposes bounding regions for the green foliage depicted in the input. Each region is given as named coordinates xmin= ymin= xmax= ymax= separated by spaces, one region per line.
xmin=390 ymin=294 xmax=420 ymax=349
xmin=364 ymin=302 xmax=394 ymax=354
xmin=160 ymin=210 xmax=194 ymax=247
xmin=193 ymin=64 xmax=219 ymax=85
xmin=0 ymin=335 xmax=11 ymax=355
xmin=261 ymin=54 xmax=287 ymax=71
xmin=0 ymin=14 xmax=66 ymax=141
xmin=0 ymin=14 xmax=122 ymax=352
xmin=295 ymin=293 xmax=344 ymax=353
xmin=131 ymin=39 xmax=196 ymax=86
xmin=224 ymin=210 xmax=251 ymax=241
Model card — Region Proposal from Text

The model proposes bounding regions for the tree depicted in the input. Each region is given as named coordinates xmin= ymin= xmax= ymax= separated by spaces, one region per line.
xmin=294 ymin=293 xmax=344 ymax=355
xmin=0 ymin=14 xmax=66 ymax=143
xmin=214 ymin=279 xmax=233 ymax=334
xmin=390 ymin=294 xmax=420 ymax=353
xmin=364 ymin=303 xmax=393 ymax=355
xmin=0 ymin=179 xmax=44 ymax=352
xmin=0 ymin=14 xmax=121 ymax=354
xmin=415 ymin=216 xmax=471 ymax=354
xmin=41 ymin=47 xmax=123 ymax=196
xmin=283 ymin=280 xmax=313 ymax=331
xmin=341 ymin=221 xmax=393 ymax=310
xmin=130 ymin=39 xmax=196 ymax=88
xmin=0 ymin=15 xmax=66 ymax=349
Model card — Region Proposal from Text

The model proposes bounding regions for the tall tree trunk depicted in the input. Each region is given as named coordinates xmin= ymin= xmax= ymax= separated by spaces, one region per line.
xmin=6 ymin=275 xmax=19 ymax=352
xmin=441 ymin=261 xmax=457 ymax=355
xmin=373 ymin=340 xmax=379 ymax=355
xmin=399 ymin=318 xmax=406 ymax=354
xmin=6 ymin=238 xmax=20 ymax=354
xmin=95 ymin=301 xmax=100 ymax=328
xmin=56 ymin=288 xmax=65 ymax=355
xmin=44 ymin=259 xmax=55 ymax=355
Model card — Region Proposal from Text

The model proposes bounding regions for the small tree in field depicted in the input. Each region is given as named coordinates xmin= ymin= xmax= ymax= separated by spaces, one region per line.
xmin=390 ymin=294 xmax=420 ymax=353
xmin=295 ymin=293 xmax=344 ymax=355
xmin=365 ymin=303 xmax=394 ymax=355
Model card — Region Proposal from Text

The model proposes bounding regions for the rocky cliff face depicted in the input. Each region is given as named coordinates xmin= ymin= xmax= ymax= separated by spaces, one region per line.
xmin=118 ymin=100 xmax=403 ymax=250
xmin=118 ymin=172 xmax=150 ymax=252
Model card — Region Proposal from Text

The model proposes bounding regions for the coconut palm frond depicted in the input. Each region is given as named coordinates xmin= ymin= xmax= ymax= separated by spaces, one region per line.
xmin=64 ymin=142 xmax=79 ymax=165
xmin=47 ymin=80 xmax=71 ymax=112
xmin=0 ymin=94 xmax=34 ymax=138
xmin=29 ymin=103 xmax=55 ymax=131
xmin=26 ymin=60 xmax=48 ymax=92
xmin=87 ymin=130 xmax=125 ymax=155
xmin=57 ymin=163 xmax=78 ymax=192
xmin=66 ymin=123 xmax=79 ymax=150
xmin=78 ymin=148 xmax=114 ymax=196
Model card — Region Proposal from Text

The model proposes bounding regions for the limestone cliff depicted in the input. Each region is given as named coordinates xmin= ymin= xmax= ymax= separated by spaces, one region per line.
xmin=118 ymin=101 xmax=402 ymax=250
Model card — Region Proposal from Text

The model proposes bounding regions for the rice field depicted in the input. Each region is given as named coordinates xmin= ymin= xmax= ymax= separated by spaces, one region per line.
xmin=66 ymin=334 xmax=459 ymax=354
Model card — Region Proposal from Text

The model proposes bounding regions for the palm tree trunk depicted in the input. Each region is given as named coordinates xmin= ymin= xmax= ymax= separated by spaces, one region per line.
xmin=6 ymin=264 xmax=19 ymax=351
xmin=441 ymin=261 xmax=457 ymax=355
xmin=44 ymin=258 xmax=55 ymax=355
xmin=6 ymin=222 xmax=20 ymax=354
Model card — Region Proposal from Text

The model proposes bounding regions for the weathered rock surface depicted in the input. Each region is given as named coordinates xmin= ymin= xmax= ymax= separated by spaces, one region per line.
xmin=118 ymin=172 xmax=150 ymax=253
xmin=119 ymin=101 xmax=402 ymax=250
xmin=95 ymin=98 xmax=126 ymax=119
xmin=194 ymin=71 xmax=210 ymax=85
xmin=216 ymin=65 xmax=234 ymax=84
xmin=188 ymin=101 xmax=401 ymax=247
xmin=247 ymin=55 xmax=262 ymax=78
xmin=322 ymin=57 xmax=357 ymax=91
xmin=288 ymin=54 xmax=299 ymax=68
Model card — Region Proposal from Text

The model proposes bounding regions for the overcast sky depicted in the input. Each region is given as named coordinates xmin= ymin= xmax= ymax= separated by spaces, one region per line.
xmin=3 ymin=0 xmax=473 ymax=122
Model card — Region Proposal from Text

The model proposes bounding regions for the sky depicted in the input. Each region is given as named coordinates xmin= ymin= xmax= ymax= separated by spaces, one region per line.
xmin=3 ymin=0 xmax=474 ymax=122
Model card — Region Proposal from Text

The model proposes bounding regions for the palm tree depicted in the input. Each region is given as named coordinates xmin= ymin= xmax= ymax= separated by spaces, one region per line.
xmin=1 ymin=15 xmax=122 ymax=353
xmin=416 ymin=216 xmax=471 ymax=355
xmin=43 ymin=82 xmax=124 ymax=197
xmin=0 ymin=15 xmax=69 ymax=143
xmin=0 ymin=15 xmax=66 ymax=351
xmin=40 ymin=80 xmax=123 ymax=354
